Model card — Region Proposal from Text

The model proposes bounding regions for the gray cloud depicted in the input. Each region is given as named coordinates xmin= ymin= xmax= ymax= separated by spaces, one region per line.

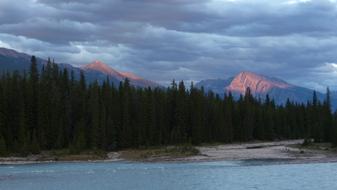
xmin=0 ymin=0 xmax=337 ymax=91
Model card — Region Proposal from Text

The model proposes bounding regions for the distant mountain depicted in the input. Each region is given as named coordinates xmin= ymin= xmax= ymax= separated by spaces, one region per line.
xmin=195 ymin=78 xmax=233 ymax=95
xmin=195 ymin=71 xmax=335 ymax=108
xmin=0 ymin=47 xmax=45 ymax=72
xmin=0 ymin=47 xmax=159 ymax=88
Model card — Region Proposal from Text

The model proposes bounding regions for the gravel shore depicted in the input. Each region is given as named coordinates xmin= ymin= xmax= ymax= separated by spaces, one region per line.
xmin=2 ymin=139 xmax=337 ymax=165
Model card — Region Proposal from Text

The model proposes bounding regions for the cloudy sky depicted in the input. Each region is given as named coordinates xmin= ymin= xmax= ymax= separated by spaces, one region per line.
xmin=1 ymin=0 xmax=337 ymax=91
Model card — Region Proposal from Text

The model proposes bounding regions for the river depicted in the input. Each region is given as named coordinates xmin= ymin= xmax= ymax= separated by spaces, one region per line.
xmin=0 ymin=160 xmax=336 ymax=190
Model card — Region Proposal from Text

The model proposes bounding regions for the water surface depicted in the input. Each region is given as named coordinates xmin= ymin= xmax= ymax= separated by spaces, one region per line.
xmin=0 ymin=160 xmax=336 ymax=190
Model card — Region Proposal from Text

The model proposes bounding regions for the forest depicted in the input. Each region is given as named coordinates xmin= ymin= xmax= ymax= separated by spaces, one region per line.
xmin=0 ymin=56 xmax=336 ymax=155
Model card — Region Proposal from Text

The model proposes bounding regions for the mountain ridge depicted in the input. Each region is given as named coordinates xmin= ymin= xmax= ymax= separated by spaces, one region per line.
xmin=0 ymin=47 xmax=158 ymax=88
xmin=0 ymin=47 xmax=334 ymax=108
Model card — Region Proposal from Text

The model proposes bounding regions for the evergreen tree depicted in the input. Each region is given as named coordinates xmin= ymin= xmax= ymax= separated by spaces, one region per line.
xmin=323 ymin=88 xmax=333 ymax=142
xmin=0 ymin=56 xmax=335 ymax=154
xmin=0 ymin=134 xmax=6 ymax=156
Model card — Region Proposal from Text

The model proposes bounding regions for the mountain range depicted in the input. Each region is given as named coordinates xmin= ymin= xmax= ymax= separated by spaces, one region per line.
xmin=0 ymin=47 xmax=158 ymax=88
xmin=0 ymin=47 xmax=334 ymax=109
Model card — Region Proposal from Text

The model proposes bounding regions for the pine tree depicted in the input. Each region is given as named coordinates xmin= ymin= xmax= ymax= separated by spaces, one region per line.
xmin=223 ymin=93 xmax=234 ymax=142
xmin=0 ymin=134 xmax=6 ymax=156
xmin=89 ymin=81 xmax=101 ymax=149
xmin=242 ymin=87 xmax=254 ymax=141
xmin=119 ymin=78 xmax=132 ymax=148
xmin=323 ymin=87 xmax=333 ymax=142
xmin=29 ymin=130 xmax=40 ymax=154
xmin=0 ymin=82 xmax=7 ymax=155
xmin=28 ymin=56 xmax=40 ymax=147
xmin=264 ymin=95 xmax=275 ymax=140
xmin=189 ymin=85 xmax=204 ymax=144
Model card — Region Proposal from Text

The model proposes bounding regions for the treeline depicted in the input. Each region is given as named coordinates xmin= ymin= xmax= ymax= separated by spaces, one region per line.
xmin=0 ymin=56 xmax=336 ymax=155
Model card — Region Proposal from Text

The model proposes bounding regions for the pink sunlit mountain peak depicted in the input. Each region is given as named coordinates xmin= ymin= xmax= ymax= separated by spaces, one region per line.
xmin=81 ymin=60 xmax=159 ymax=87
xmin=226 ymin=71 xmax=293 ymax=95
xmin=82 ymin=60 xmax=122 ymax=77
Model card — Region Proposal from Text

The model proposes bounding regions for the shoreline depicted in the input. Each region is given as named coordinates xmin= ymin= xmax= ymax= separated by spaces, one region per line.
xmin=1 ymin=139 xmax=337 ymax=165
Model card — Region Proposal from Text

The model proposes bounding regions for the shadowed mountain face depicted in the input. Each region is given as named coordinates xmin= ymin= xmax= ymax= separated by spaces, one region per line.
xmin=196 ymin=71 xmax=335 ymax=109
xmin=195 ymin=78 xmax=233 ymax=95
xmin=0 ymin=47 xmax=158 ymax=88
xmin=0 ymin=47 xmax=45 ymax=72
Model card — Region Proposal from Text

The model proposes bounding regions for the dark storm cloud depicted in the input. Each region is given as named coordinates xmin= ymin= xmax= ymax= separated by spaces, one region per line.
xmin=0 ymin=0 xmax=337 ymax=91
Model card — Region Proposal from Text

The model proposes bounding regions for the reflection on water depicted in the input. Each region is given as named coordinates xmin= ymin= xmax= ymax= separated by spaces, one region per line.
xmin=0 ymin=161 xmax=337 ymax=190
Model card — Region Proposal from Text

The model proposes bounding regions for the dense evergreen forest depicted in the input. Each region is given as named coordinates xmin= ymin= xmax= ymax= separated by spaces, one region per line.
xmin=0 ymin=56 xmax=336 ymax=155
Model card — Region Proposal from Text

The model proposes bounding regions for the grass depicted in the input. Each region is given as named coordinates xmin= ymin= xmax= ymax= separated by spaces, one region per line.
xmin=0 ymin=145 xmax=200 ymax=162
xmin=285 ymin=139 xmax=335 ymax=152
xmin=28 ymin=149 xmax=108 ymax=161
xmin=300 ymin=143 xmax=333 ymax=151
xmin=52 ymin=149 xmax=107 ymax=161
xmin=119 ymin=145 xmax=200 ymax=161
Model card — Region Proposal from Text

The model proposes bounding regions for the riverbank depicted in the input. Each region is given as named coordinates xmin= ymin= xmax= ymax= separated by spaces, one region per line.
xmin=0 ymin=150 xmax=109 ymax=165
xmin=115 ymin=139 xmax=337 ymax=164
xmin=187 ymin=140 xmax=337 ymax=164
xmin=1 ymin=139 xmax=337 ymax=165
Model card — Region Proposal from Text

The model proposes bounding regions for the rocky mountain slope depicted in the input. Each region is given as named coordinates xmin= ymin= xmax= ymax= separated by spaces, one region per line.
xmin=196 ymin=71 xmax=332 ymax=107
